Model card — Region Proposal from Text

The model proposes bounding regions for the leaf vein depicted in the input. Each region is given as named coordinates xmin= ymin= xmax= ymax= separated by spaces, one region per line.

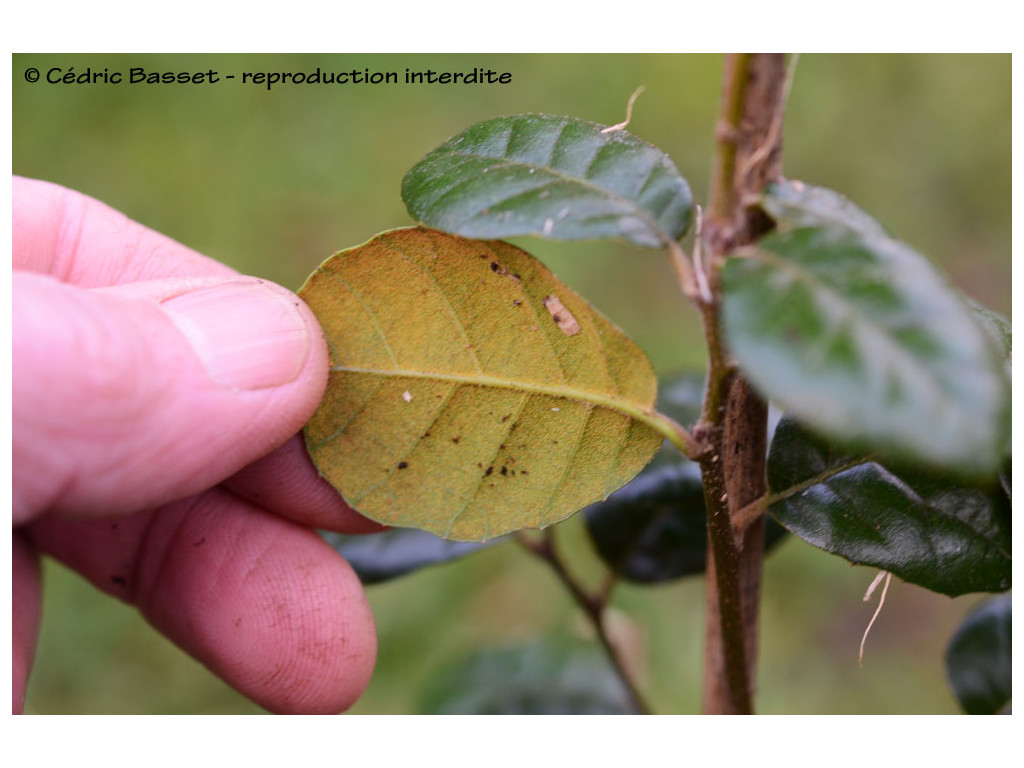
xmin=388 ymin=230 xmax=485 ymax=375
xmin=432 ymin=153 xmax=671 ymax=245
xmin=539 ymin=401 xmax=598 ymax=518
xmin=444 ymin=390 xmax=530 ymax=540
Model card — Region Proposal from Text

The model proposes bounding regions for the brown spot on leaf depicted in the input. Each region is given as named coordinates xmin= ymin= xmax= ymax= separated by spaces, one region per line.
xmin=542 ymin=294 xmax=581 ymax=336
xmin=397 ymin=461 xmax=409 ymax=469
xmin=489 ymin=260 xmax=522 ymax=283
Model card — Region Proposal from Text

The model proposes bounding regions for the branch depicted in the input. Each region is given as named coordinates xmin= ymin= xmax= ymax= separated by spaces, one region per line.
xmin=517 ymin=529 xmax=652 ymax=714
xmin=697 ymin=52 xmax=788 ymax=715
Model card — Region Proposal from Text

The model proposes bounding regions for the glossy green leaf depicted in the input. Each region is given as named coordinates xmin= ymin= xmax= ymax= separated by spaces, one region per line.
xmin=582 ymin=373 xmax=706 ymax=583
xmin=300 ymin=227 xmax=665 ymax=541
xmin=945 ymin=594 xmax=1012 ymax=714
xmin=584 ymin=372 xmax=786 ymax=583
xmin=321 ymin=529 xmax=502 ymax=584
xmin=402 ymin=114 xmax=693 ymax=248
xmin=585 ymin=456 xmax=789 ymax=583
xmin=584 ymin=455 xmax=707 ymax=582
xmin=417 ymin=641 xmax=636 ymax=714
xmin=722 ymin=181 xmax=1010 ymax=476
xmin=767 ymin=416 xmax=1011 ymax=597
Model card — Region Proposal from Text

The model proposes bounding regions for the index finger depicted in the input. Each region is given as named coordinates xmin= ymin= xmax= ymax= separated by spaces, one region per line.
xmin=12 ymin=176 xmax=236 ymax=286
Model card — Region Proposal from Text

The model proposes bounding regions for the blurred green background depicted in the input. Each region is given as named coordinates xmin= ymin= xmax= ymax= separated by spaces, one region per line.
xmin=13 ymin=53 xmax=1010 ymax=714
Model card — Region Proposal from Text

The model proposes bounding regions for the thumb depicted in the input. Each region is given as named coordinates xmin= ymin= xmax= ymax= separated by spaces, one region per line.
xmin=13 ymin=271 xmax=329 ymax=524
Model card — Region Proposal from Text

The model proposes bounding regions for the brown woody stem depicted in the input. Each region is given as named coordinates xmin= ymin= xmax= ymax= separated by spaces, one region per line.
xmin=697 ymin=53 xmax=787 ymax=715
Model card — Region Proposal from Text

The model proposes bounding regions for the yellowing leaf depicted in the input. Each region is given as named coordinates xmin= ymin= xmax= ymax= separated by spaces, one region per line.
xmin=299 ymin=227 xmax=664 ymax=541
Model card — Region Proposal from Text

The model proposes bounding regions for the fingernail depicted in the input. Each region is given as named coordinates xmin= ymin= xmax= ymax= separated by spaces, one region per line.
xmin=162 ymin=279 xmax=312 ymax=390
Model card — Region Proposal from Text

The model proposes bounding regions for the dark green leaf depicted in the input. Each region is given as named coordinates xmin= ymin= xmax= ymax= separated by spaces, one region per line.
xmin=321 ymin=529 xmax=502 ymax=585
xmin=722 ymin=181 xmax=1010 ymax=476
xmin=417 ymin=641 xmax=636 ymax=714
xmin=767 ymin=416 xmax=1011 ymax=597
xmin=584 ymin=372 xmax=788 ymax=584
xmin=402 ymin=114 xmax=693 ymax=248
xmin=584 ymin=456 xmax=706 ymax=582
xmin=584 ymin=447 xmax=788 ymax=583
xmin=945 ymin=594 xmax=1012 ymax=714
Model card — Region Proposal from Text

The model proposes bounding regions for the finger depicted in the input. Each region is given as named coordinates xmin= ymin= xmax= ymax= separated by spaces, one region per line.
xmin=28 ymin=489 xmax=377 ymax=714
xmin=12 ymin=532 xmax=42 ymax=715
xmin=13 ymin=175 xmax=235 ymax=285
xmin=13 ymin=271 xmax=327 ymax=524
xmin=224 ymin=435 xmax=388 ymax=534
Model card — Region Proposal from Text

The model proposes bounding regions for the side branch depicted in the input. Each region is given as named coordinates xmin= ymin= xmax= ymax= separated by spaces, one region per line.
xmin=518 ymin=530 xmax=652 ymax=714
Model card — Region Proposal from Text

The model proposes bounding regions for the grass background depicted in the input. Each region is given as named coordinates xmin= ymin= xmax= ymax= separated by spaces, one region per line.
xmin=13 ymin=52 xmax=1011 ymax=714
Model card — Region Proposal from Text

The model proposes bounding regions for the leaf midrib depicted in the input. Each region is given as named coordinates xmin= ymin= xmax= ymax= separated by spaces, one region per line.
xmin=427 ymin=145 xmax=675 ymax=246
xmin=331 ymin=364 xmax=661 ymax=430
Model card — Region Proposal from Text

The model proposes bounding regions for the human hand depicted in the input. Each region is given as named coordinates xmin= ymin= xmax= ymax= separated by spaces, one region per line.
xmin=12 ymin=176 xmax=381 ymax=714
